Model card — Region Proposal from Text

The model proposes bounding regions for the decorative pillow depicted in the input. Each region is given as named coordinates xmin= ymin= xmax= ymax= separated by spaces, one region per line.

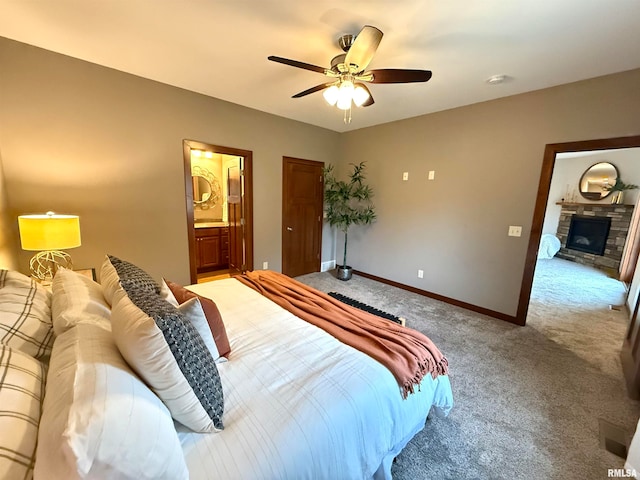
xmin=0 ymin=269 xmax=54 ymax=359
xmin=34 ymin=323 xmax=188 ymax=480
xmin=99 ymin=255 xmax=159 ymax=306
xmin=160 ymin=278 xmax=179 ymax=307
xmin=178 ymin=297 xmax=222 ymax=362
xmin=110 ymin=287 xmax=224 ymax=433
xmin=99 ymin=255 xmax=121 ymax=306
xmin=51 ymin=267 xmax=111 ymax=336
xmin=0 ymin=345 xmax=45 ymax=480
xmin=165 ymin=279 xmax=231 ymax=358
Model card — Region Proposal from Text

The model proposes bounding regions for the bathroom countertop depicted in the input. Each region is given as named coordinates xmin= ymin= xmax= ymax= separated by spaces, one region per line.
xmin=195 ymin=221 xmax=228 ymax=228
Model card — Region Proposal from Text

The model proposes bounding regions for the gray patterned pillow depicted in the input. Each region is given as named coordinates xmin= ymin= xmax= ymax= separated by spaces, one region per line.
xmin=108 ymin=255 xmax=160 ymax=295
xmin=112 ymin=284 xmax=224 ymax=432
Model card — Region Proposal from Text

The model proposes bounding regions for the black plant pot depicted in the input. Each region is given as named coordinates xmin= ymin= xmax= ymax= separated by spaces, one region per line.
xmin=336 ymin=265 xmax=353 ymax=281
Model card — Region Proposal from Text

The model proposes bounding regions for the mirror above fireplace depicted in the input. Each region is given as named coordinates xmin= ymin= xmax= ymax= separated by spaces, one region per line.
xmin=579 ymin=162 xmax=618 ymax=200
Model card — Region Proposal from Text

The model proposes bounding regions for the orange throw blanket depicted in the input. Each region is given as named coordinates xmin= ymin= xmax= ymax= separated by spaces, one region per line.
xmin=236 ymin=270 xmax=449 ymax=398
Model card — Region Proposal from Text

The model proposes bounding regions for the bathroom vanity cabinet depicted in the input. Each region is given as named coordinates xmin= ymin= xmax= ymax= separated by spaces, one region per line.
xmin=195 ymin=226 xmax=229 ymax=271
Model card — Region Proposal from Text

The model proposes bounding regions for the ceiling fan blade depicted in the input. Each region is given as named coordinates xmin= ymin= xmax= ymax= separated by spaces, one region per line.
xmin=292 ymin=82 xmax=338 ymax=98
xmin=366 ymin=69 xmax=433 ymax=84
xmin=344 ymin=25 xmax=383 ymax=72
xmin=268 ymin=56 xmax=328 ymax=74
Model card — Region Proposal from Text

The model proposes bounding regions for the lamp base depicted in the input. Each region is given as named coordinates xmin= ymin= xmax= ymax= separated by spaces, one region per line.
xmin=30 ymin=250 xmax=73 ymax=282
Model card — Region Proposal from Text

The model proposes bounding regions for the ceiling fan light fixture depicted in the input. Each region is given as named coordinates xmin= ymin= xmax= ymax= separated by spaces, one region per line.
xmin=269 ymin=25 xmax=432 ymax=123
xmin=352 ymin=84 xmax=370 ymax=107
xmin=337 ymin=80 xmax=354 ymax=110
xmin=323 ymin=85 xmax=340 ymax=106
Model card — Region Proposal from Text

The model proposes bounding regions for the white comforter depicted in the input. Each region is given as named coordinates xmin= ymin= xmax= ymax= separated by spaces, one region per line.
xmin=180 ymin=278 xmax=453 ymax=480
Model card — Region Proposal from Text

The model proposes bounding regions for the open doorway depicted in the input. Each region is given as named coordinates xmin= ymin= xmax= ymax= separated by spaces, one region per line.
xmin=183 ymin=140 xmax=254 ymax=284
xmin=517 ymin=135 xmax=640 ymax=325
xmin=525 ymin=148 xmax=639 ymax=379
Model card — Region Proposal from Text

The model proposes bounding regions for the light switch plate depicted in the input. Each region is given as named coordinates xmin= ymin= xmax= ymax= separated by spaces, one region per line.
xmin=402 ymin=172 xmax=409 ymax=181
xmin=508 ymin=226 xmax=522 ymax=237
xmin=428 ymin=170 xmax=435 ymax=180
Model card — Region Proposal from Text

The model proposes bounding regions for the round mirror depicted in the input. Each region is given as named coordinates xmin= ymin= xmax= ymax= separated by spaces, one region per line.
xmin=191 ymin=166 xmax=222 ymax=209
xmin=579 ymin=162 xmax=618 ymax=200
xmin=193 ymin=175 xmax=212 ymax=203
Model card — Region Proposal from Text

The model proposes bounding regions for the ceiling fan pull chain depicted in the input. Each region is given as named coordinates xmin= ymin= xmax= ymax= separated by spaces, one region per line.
xmin=344 ymin=106 xmax=352 ymax=124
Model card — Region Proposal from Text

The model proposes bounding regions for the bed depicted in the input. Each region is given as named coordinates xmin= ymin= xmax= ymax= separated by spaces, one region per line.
xmin=0 ymin=256 xmax=453 ymax=480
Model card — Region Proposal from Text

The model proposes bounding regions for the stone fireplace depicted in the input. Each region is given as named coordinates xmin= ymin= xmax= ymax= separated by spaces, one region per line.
xmin=555 ymin=203 xmax=634 ymax=271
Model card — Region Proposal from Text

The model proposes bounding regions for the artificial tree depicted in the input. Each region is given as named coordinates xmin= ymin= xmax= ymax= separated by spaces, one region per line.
xmin=324 ymin=161 xmax=376 ymax=280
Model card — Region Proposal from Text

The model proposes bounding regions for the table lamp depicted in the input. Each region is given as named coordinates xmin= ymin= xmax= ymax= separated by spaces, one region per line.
xmin=18 ymin=211 xmax=81 ymax=281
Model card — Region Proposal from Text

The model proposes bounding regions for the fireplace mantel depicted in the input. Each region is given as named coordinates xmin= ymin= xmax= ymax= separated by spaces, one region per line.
xmin=555 ymin=202 xmax=634 ymax=207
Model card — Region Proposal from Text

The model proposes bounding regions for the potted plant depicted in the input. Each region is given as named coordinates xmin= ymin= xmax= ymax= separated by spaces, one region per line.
xmin=324 ymin=161 xmax=376 ymax=281
xmin=604 ymin=178 xmax=638 ymax=204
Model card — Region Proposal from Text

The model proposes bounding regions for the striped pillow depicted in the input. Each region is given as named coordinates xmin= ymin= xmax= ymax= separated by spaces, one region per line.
xmin=51 ymin=267 xmax=111 ymax=336
xmin=34 ymin=323 xmax=188 ymax=479
xmin=0 ymin=270 xmax=54 ymax=360
xmin=0 ymin=344 xmax=45 ymax=480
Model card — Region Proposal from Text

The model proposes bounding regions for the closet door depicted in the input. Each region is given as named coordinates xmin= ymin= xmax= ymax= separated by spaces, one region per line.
xmin=282 ymin=157 xmax=323 ymax=277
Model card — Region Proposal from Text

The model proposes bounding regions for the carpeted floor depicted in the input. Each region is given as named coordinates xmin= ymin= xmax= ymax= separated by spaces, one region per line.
xmin=296 ymin=257 xmax=640 ymax=479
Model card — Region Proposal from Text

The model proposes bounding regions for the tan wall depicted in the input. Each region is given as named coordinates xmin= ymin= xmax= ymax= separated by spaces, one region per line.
xmin=3 ymin=35 xmax=639 ymax=317
xmin=0 ymin=150 xmax=19 ymax=270
xmin=0 ymin=37 xmax=340 ymax=284
xmin=341 ymin=68 xmax=640 ymax=316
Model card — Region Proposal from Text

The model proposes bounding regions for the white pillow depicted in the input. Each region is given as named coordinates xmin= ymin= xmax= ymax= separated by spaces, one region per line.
xmin=51 ymin=267 xmax=111 ymax=335
xmin=178 ymin=296 xmax=221 ymax=361
xmin=160 ymin=278 xmax=179 ymax=307
xmin=99 ymin=255 xmax=120 ymax=306
xmin=0 ymin=269 xmax=54 ymax=360
xmin=34 ymin=323 xmax=188 ymax=480
xmin=110 ymin=287 xmax=224 ymax=433
xmin=0 ymin=345 xmax=45 ymax=480
xmin=160 ymin=283 xmax=225 ymax=364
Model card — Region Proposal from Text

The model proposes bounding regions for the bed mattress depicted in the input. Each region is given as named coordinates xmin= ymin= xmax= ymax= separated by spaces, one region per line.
xmin=180 ymin=278 xmax=453 ymax=479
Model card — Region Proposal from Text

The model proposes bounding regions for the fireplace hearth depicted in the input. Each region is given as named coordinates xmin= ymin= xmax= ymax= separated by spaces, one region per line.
xmin=566 ymin=215 xmax=611 ymax=255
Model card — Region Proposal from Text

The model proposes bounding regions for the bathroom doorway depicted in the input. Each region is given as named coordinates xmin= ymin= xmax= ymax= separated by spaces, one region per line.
xmin=183 ymin=140 xmax=254 ymax=284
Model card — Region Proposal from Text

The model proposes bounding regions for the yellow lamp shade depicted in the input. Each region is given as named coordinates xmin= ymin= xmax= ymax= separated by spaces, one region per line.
xmin=18 ymin=213 xmax=81 ymax=251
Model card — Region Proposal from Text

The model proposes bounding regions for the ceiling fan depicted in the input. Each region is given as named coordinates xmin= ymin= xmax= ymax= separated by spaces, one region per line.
xmin=268 ymin=25 xmax=432 ymax=123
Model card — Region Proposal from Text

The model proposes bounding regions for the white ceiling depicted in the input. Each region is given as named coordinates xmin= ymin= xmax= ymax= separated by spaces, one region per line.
xmin=1 ymin=0 xmax=639 ymax=133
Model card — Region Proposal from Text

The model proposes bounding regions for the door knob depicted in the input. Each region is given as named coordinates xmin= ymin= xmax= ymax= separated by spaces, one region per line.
xmin=286 ymin=226 xmax=293 ymax=231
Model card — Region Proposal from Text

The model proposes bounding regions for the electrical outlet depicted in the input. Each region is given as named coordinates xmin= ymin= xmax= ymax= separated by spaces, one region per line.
xmin=508 ymin=226 xmax=522 ymax=237
xmin=402 ymin=172 xmax=409 ymax=181
xmin=428 ymin=170 xmax=435 ymax=180
xmin=417 ymin=269 xmax=424 ymax=278
xmin=263 ymin=261 xmax=269 ymax=269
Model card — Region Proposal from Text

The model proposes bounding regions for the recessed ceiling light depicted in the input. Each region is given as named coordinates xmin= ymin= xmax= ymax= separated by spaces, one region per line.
xmin=486 ymin=74 xmax=508 ymax=85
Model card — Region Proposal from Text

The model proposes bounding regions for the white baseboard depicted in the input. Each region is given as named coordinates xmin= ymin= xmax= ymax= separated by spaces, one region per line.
xmin=321 ymin=260 xmax=336 ymax=272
